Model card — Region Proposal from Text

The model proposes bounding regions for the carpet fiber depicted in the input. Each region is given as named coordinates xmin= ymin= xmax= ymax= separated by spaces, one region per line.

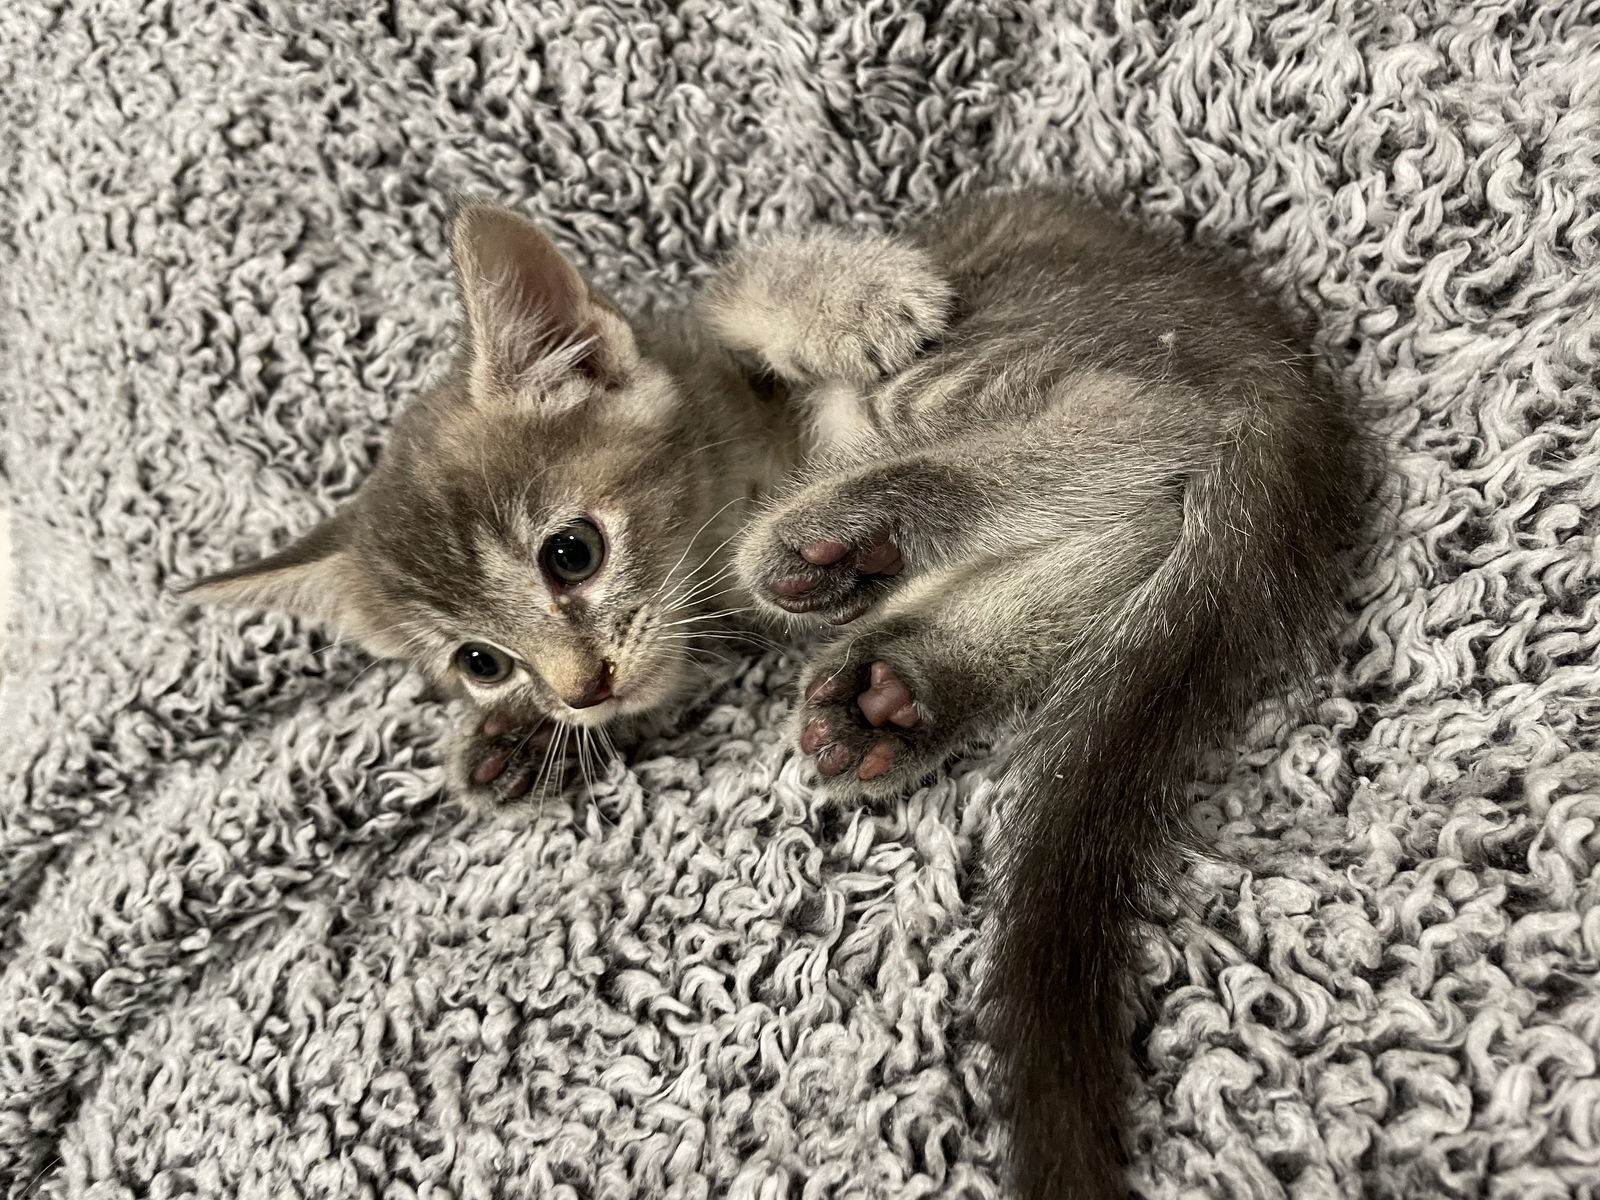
xmin=3 ymin=3 xmax=1599 ymax=1197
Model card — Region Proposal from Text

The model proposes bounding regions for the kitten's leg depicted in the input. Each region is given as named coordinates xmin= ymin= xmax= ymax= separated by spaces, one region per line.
xmin=739 ymin=434 xmax=1175 ymax=625
xmin=793 ymin=530 xmax=1164 ymax=796
xmin=700 ymin=230 xmax=953 ymax=385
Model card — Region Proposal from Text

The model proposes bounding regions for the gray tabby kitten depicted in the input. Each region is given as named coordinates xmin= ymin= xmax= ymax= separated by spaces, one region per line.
xmin=188 ymin=190 xmax=1374 ymax=1200
xmin=705 ymin=190 xmax=1373 ymax=1200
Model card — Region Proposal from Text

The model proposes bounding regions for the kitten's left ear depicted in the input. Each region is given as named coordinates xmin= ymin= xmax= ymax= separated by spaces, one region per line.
xmin=450 ymin=204 xmax=637 ymax=396
xmin=181 ymin=512 xmax=371 ymax=637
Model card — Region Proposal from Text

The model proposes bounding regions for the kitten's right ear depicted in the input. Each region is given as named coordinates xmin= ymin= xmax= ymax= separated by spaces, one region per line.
xmin=450 ymin=204 xmax=637 ymax=397
xmin=180 ymin=513 xmax=357 ymax=628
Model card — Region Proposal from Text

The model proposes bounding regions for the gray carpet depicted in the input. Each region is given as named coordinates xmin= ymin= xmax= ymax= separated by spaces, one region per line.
xmin=3 ymin=2 xmax=1599 ymax=1197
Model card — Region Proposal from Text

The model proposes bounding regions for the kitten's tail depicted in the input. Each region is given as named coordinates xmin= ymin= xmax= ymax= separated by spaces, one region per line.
xmin=985 ymin=391 xmax=1371 ymax=1200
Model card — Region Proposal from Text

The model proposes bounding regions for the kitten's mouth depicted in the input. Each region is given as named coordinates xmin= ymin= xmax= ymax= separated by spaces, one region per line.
xmin=558 ymin=682 xmax=643 ymax=724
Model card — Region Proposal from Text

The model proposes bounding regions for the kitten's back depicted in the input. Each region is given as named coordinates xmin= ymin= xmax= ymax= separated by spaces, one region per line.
xmin=920 ymin=188 xmax=1317 ymax=401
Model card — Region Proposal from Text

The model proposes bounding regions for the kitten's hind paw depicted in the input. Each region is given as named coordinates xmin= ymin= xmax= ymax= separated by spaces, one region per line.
xmin=447 ymin=710 xmax=575 ymax=807
xmin=796 ymin=652 xmax=952 ymax=795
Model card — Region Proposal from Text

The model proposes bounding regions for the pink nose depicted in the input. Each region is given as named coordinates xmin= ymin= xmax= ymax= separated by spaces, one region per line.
xmin=565 ymin=664 xmax=614 ymax=709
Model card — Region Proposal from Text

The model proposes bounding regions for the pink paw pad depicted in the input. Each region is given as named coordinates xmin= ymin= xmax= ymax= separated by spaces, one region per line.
xmin=857 ymin=661 xmax=920 ymax=728
xmin=473 ymin=749 xmax=512 ymax=785
xmin=854 ymin=534 xmax=904 ymax=577
xmin=816 ymin=744 xmax=856 ymax=778
xmin=771 ymin=574 xmax=817 ymax=598
xmin=800 ymin=539 xmax=850 ymax=565
xmin=857 ymin=743 xmax=897 ymax=780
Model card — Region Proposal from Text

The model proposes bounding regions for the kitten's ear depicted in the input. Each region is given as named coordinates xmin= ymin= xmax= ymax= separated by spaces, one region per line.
xmin=180 ymin=513 xmax=359 ymax=628
xmin=450 ymin=204 xmax=637 ymax=396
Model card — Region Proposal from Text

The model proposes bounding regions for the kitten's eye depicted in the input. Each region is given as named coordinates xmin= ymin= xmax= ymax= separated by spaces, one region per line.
xmin=541 ymin=518 xmax=606 ymax=585
xmin=455 ymin=643 xmax=512 ymax=684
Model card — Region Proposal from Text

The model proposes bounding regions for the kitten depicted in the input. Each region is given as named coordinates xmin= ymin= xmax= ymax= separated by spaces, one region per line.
xmin=188 ymin=190 xmax=1374 ymax=1199
xmin=703 ymin=189 xmax=1376 ymax=1200
xmin=185 ymin=203 xmax=797 ymax=803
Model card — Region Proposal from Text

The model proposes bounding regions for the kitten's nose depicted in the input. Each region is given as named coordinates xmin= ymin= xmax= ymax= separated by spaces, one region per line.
xmin=564 ymin=663 xmax=614 ymax=709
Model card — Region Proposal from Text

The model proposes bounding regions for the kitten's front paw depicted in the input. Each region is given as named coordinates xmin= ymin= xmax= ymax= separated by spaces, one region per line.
xmin=448 ymin=710 xmax=575 ymax=806
xmin=796 ymin=649 xmax=955 ymax=795
xmin=742 ymin=516 xmax=904 ymax=625
xmin=702 ymin=232 xmax=952 ymax=384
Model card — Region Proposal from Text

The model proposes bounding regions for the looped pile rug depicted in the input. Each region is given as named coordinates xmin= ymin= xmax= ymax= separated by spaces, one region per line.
xmin=2 ymin=2 xmax=1598 ymax=1197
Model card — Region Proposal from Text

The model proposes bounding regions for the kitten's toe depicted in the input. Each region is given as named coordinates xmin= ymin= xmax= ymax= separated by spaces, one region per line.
xmin=481 ymin=710 xmax=517 ymax=738
xmin=771 ymin=572 xmax=819 ymax=599
xmin=475 ymin=755 xmax=535 ymax=802
xmin=471 ymin=746 xmax=514 ymax=785
xmin=857 ymin=741 xmax=899 ymax=780
xmin=800 ymin=539 xmax=849 ymax=566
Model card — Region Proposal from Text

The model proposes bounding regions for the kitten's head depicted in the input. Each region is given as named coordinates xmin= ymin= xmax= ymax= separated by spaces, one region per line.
xmin=186 ymin=204 xmax=741 ymax=727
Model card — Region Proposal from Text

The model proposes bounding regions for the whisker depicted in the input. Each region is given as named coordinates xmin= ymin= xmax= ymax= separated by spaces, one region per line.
xmin=594 ymin=723 xmax=619 ymax=767
xmin=683 ymin=433 xmax=743 ymax=458
xmin=660 ymin=564 xmax=743 ymax=613
xmin=508 ymin=721 xmax=543 ymax=764
xmin=815 ymin=628 xmax=865 ymax=695
xmin=650 ymin=495 xmax=752 ymax=606
xmin=659 ymin=523 xmax=750 ymax=598
xmin=659 ymin=607 xmax=754 ymax=629
xmin=19 ymin=1156 xmax=60 ymax=1199
xmin=331 ymin=641 xmax=413 ymax=703
xmin=576 ymin=726 xmax=595 ymax=801
xmin=478 ymin=446 xmax=511 ymax=536
xmin=656 ymin=566 xmax=740 ymax=618
xmin=655 ymin=630 xmax=783 ymax=652
xmin=659 ymin=557 xmax=738 ymax=600
xmin=587 ymin=730 xmax=620 ymax=830
xmin=529 ymin=724 xmax=559 ymax=804
xmin=652 ymin=527 xmax=755 ymax=620
xmin=538 ymin=723 xmax=571 ymax=805
xmin=682 ymin=648 xmax=737 ymax=669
